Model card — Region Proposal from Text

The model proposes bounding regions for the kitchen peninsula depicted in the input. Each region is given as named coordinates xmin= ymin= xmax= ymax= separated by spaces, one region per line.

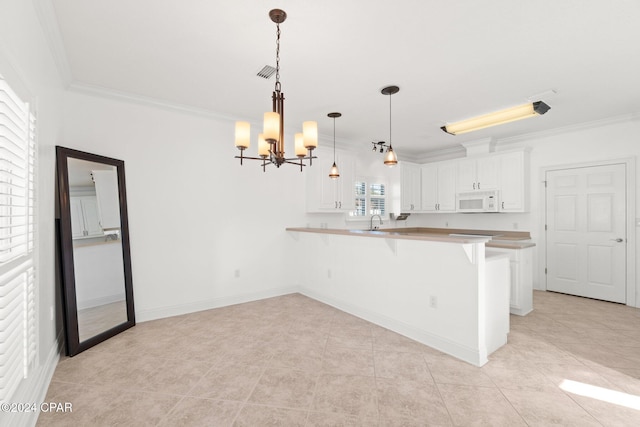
xmin=286 ymin=227 xmax=533 ymax=366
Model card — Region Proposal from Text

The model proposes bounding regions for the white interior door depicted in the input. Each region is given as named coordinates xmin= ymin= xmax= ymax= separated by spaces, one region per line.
xmin=546 ymin=163 xmax=626 ymax=303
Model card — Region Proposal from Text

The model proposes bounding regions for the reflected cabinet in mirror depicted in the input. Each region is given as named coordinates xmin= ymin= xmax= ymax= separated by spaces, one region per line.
xmin=56 ymin=146 xmax=135 ymax=356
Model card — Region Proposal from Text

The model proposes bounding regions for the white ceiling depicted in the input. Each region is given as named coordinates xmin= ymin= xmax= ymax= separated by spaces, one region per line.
xmin=46 ymin=0 xmax=640 ymax=158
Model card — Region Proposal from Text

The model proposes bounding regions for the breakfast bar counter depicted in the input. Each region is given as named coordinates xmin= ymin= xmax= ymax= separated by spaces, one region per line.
xmin=286 ymin=226 xmax=513 ymax=366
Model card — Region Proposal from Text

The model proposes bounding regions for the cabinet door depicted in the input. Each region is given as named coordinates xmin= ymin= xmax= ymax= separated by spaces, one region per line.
xmin=337 ymin=152 xmax=355 ymax=211
xmin=420 ymin=164 xmax=438 ymax=212
xmin=437 ymin=162 xmax=457 ymax=211
xmin=401 ymin=162 xmax=421 ymax=211
xmin=81 ymin=197 xmax=104 ymax=236
xmin=306 ymin=147 xmax=338 ymax=211
xmin=499 ymin=151 xmax=527 ymax=212
xmin=69 ymin=198 xmax=86 ymax=238
xmin=92 ymin=169 xmax=121 ymax=229
xmin=456 ymin=158 xmax=477 ymax=192
xmin=476 ymin=156 xmax=499 ymax=190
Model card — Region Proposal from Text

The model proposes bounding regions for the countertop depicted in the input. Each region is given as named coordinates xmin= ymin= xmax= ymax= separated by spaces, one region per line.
xmin=286 ymin=227 xmax=536 ymax=249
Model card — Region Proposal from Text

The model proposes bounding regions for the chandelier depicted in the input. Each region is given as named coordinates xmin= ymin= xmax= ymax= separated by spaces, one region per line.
xmin=234 ymin=9 xmax=318 ymax=172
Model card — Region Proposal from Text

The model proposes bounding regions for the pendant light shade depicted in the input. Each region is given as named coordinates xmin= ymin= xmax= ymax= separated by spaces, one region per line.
xmin=328 ymin=112 xmax=341 ymax=180
xmin=384 ymin=146 xmax=397 ymax=166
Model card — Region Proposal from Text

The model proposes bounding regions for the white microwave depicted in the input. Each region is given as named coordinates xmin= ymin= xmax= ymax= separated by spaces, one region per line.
xmin=456 ymin=190 xmax=499 ymax=213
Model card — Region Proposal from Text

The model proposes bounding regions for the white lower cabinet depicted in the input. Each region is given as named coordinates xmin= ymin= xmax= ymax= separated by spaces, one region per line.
xmin=306 ymin=147 xmax=355 ymax=212
xmin=489 ymin=245 xmax=533 ymax=316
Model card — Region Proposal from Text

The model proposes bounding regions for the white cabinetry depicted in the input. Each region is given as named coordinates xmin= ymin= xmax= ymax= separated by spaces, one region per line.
xmin=306 ymin=147 xmax=355 ymax=212
xmin=497 ymin=151 xmax=529 ymax=212
xmin=421 ymin=162 xmax=456 ymax=212
xmin=457 ymin=156 xmax=499 ymax=192
xmin=487 ymin=246 xmax=533 ymax=316
xmin=401 ymin=162 xmax=421 ymax=211
xmin=92 ymin=169 xmax=121 ymax=229
xmin=70 ymin=196 xmax=103 ymax=238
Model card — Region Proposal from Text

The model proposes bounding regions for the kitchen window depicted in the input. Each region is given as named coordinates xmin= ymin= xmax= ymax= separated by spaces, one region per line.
xmin=350 ymin=177 xmax=387 ymax=218
xmin=0 ymin=74 xmax=38 ymax=403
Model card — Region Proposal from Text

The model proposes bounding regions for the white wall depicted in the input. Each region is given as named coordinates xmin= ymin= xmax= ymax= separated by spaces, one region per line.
xmin=406 ymin=117 xmax=640 ymax=306
xmin=61 ymin=91 xmax=318 ymax=320
xmin=0 ymin=1 xmax=65 ymax=425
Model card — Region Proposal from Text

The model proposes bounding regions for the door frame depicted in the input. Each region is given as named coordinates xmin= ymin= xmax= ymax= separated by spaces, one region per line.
xmin=539 ymin=157 xmax=636 ymax=307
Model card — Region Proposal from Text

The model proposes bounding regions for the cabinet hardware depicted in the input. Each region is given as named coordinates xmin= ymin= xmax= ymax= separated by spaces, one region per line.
xmin=478 ymin=182 xmax=480 ymax=189
xmin=502 ymin=202 xmax=504 ymax=209
xmin=473 ymin=183 xmax=476 ymax=190
xmin=611 ymin=238 xmax=624 ymax=242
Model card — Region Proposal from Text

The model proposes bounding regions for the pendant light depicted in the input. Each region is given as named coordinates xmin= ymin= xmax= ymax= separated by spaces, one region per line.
xmin=233 ymin=9 xmax=318 ymax=171
xmin=328 ymin=112 xmax=341 ymax=179
xmin=381 ymin=86 xmax=399 ymax=167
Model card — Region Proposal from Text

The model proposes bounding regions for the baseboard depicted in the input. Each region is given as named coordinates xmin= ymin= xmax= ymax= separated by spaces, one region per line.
xmin=1 ymin=331 xmax=62 ymax=427
xmin=136 ymin=286 xmax=299 ymax=322
xmin=299 ymin=287 xmax=486 ymax=366
xmin=77 ymin=293 xmax=125 ymax=310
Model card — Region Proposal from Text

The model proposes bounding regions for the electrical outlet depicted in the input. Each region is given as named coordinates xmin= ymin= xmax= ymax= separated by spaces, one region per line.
xmin=513 ymin=222 xmax=519 ymax=230
xmin=327 ymin=269 xmax=332 ymax=279
xmin=429 ymin=295 xmax=438 ymax=308
xmin=50 ymin=306 xmax=54 ymax=321
xmin=234 ymin=269 xmax=240 ymax=278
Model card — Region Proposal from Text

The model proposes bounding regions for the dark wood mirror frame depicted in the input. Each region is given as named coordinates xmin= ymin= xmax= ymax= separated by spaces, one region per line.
xmin=56 ymin=146 xmax=135 ymax=356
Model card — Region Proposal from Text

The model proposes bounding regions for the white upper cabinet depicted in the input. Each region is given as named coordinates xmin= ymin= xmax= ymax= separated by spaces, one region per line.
xmin=70 ymin=196 xmax=103 ymax=238
xmin=306 ymin=147 xmax=355 ymax=212
xmin=400 ymin=162 xmax=422 ymax=211
xmin=457 ymin=156 xmax=499 ymax=192
xmin=421 ymin=161 xmax=456 ymax=212
xmin=92 ymin=169 xmax=121 ymax=229
xmin=497 ymin=150 xmax=530 ymax=212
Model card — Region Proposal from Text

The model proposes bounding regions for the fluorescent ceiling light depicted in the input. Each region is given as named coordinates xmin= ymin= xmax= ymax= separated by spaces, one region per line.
xmin=441 ymin=101 xmax=550 ymax=135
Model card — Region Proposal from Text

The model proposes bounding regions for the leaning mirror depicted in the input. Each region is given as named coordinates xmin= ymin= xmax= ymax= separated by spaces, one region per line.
xmin=56 ymin=146 xmax=135 ymax=356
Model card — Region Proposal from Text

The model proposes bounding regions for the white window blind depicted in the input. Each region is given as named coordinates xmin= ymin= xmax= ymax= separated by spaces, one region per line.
xmin=0 ymin=75 xmax=38 ymax=403
xmin=350 ymin=178 xmax=387 ymax=217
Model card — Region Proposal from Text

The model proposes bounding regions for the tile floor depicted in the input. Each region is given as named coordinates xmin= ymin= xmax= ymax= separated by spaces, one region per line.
xmin=37 ymin=291 xmax=640 ymax=426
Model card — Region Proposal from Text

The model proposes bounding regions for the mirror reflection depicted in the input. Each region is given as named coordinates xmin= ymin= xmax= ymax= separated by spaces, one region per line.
xmin=67 ymin=158 xmax=128 ymax=342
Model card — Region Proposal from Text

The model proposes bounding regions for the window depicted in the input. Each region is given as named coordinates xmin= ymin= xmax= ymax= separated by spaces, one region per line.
xmin=0 ymin=75 xmax=37 ymax=402
xmin=350 ymin=177 xmax=387 ymax=217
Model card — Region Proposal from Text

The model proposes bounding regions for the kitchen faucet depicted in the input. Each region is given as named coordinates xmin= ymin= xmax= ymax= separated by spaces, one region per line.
xmin=370 ymin=214 xmax=383 ymax=230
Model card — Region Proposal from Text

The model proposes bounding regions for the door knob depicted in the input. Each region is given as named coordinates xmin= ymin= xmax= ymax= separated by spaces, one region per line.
xmin=611 ymin=238 xmax=624 ymax=242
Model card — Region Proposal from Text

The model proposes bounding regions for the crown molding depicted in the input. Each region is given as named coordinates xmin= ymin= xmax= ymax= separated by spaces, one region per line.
xmin=33 ymin=0 xmax=73 ymax=88
xmin=497 ymin=112 xmax=640 ymax=146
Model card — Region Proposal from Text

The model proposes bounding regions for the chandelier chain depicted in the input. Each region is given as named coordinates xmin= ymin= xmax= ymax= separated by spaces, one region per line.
xmin=275 ymin=23 xmax=281 ymax=92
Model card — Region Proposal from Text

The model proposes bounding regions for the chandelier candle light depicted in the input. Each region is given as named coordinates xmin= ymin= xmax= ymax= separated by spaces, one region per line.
xmin=234 ymin=9 xmax=318 ymax=172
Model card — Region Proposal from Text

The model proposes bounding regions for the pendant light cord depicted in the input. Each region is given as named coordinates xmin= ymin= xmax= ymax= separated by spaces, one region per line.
xmin=388 ymin=92 xmax=392 ymax=149
xmin=275 ymin=23 xmax=281 ymax=92
xmin=333 ymin=117 xmax=336 ymax=162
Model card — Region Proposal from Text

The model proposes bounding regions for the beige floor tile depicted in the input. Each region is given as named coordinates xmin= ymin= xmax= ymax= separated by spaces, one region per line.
xmin=481 ymin=363 xmax=556 ymax=392
xmin=248 ymin=367 xmax=318 ymax=409
xmin=373 ymin=350 xmax=433 ymax=382
xmin=438 ymin=383 xmax=527 ymax=426
xmin=36 ymin=291 xmax=640 ymax=426
xmin=322 ymin=345 xmax=375 ymax=376
xmin=306 ymin=411 xmax=379 ymax=426
xmin=89 ymin=390 xmax=181 ymax=426
xmin=158 ymin=397 xmax=241 ymax=426
xmin=427 ymin=358 xmax=495 ymax=387
xmin=233 ymin=404 xmax=308 ymax=426
xmin=312 ymin=374 xmax=378 ymax=418
xmin=501 ymin=388 xmax=602 ymax=426
xmin=188 ymin=363 xmax=263 ymax=401
xmin=376 ymin=377 xmax=451 ymax=424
